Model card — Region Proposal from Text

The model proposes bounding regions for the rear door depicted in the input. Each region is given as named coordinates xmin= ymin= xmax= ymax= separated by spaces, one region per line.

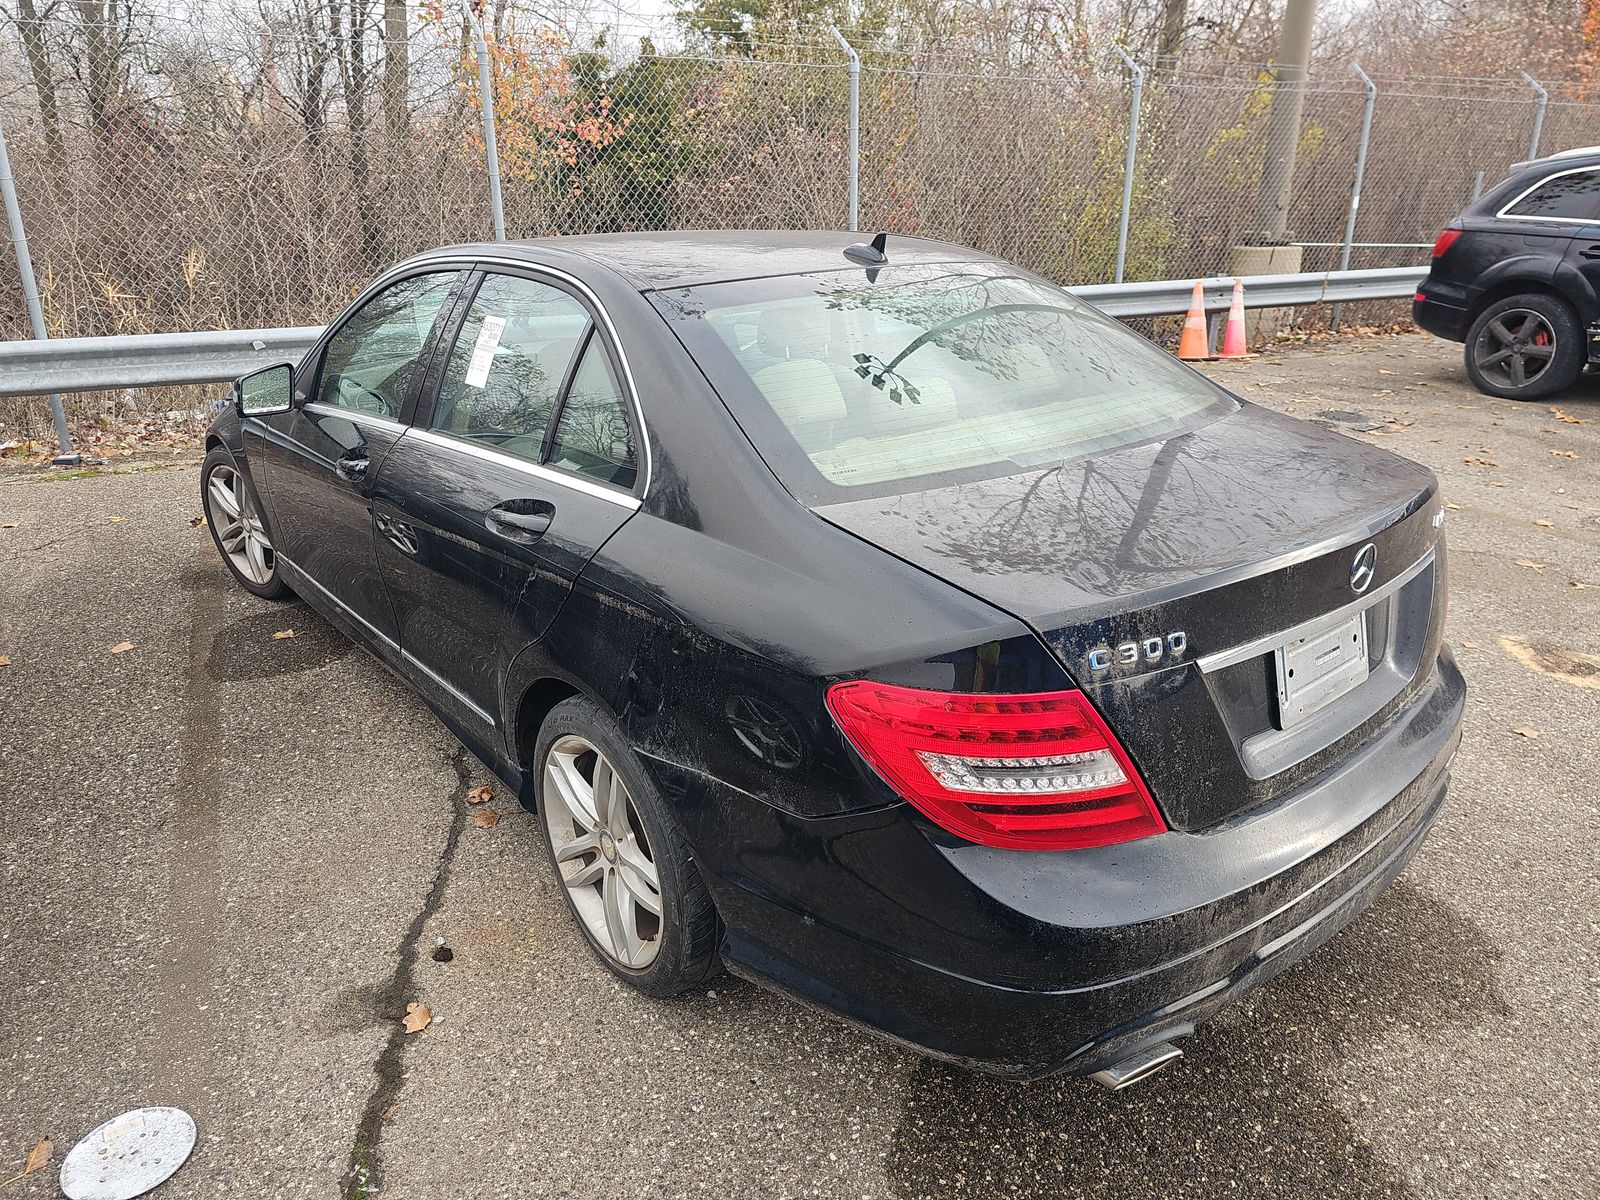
xmin=244 ymin=268 xmax=464 ymax=648
xmin=371 ymin=267 xmax=642 ymax=744
xmin=1500 ymin=165 xmax=1600 ymax=323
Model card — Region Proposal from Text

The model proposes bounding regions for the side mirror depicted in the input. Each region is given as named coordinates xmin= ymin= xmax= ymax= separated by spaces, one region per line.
xmin=235 ymin=363 xmax=294 ymax=417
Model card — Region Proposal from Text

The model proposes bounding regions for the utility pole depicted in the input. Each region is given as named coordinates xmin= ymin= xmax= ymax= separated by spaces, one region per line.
xmin=1233 ymin=0 xmax=1317 ymax=344
xmin=1252 ymin=0 xmax=1317 ymax=242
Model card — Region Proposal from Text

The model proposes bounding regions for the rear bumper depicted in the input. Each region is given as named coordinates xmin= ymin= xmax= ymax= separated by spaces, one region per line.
xmin=1413 ymin=289 xmax=1470 ymax=341
xmin=674 ymin=648 xmax=1466 ymax=1079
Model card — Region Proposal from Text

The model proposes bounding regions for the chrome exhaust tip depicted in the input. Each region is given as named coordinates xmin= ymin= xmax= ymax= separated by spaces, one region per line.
xmin=1089 ymin=1041 xmax=1184 ymax=1091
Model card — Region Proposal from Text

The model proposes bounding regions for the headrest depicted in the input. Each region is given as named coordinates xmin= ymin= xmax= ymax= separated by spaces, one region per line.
xmin=751 ymin=359 xmax=848 ymax=426
xmin=757 ymin=305 xmax=831 ymax=360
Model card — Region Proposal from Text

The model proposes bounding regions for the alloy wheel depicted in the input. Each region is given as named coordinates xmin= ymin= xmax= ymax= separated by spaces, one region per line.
xmin=1472 ymin=308 xmax=1557 ymax=390
xmin=206 ymin=463 xmax=275 ymax=585
xmin=541 ymin=735 xmax=663 ymax=969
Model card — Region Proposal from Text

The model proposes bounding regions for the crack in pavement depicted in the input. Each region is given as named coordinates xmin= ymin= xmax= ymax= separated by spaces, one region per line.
xmin=341 ymin=745 xmax=473 ymax=1200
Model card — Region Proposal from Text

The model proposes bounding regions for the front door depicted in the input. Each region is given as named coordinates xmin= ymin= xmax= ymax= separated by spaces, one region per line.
xmin=371 ymin=269 xmax=642 ymax=745
xmin=245 ymin=269 xmax=463 ymax=648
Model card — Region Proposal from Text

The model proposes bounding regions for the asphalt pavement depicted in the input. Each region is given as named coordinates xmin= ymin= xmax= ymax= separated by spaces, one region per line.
xmin=2 ymin=330 xmax=1597 ymax=1199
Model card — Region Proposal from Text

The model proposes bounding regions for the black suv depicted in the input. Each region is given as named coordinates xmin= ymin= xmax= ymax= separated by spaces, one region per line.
xmin=1414 ymin=145 xmax=1600 ymax=399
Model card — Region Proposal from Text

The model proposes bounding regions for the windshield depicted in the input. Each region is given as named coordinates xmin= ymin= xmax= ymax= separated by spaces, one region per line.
xmin=652 ymin=263 xmax=1237 ymax=504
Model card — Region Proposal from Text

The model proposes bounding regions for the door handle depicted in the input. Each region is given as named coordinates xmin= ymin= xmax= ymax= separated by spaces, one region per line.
xmin=1580 ymin=245 xmax=1600 ymax=260
xmin=487 ymin=500 xmax=554 ymax=541
xmin=335 ymin=452 xmax=370 ymax=481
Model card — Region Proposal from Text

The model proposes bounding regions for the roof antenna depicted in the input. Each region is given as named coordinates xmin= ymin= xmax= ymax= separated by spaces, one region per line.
xmin=844 ymin=231 xmax=889 ymax=281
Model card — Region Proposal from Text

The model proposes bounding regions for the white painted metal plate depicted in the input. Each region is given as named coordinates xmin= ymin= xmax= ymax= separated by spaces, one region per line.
xmin=59 ymin=1107 xmax=196 ymax=1200
xmin=1274 ymin=611 xmax=1369 ymax=728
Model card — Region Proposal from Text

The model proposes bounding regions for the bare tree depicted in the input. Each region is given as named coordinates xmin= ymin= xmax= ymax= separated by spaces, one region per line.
xmin=382 ymin=0 xmax=406 ymax=138
xmin=11 ymin=0 xmax=67 ymax=170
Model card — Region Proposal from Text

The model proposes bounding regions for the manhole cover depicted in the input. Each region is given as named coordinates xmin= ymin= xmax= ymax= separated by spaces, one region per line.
xmin=59 ymin=1107 xmax=196 ymax=1200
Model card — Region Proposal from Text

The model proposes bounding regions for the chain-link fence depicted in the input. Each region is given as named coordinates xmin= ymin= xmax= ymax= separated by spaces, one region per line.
xmin=3 ymin=17 xmax=1598 ymax=351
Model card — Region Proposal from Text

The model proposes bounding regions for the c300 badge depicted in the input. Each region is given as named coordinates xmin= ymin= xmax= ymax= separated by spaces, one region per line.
xmin=1088 ymin=632 xmax=1188 ymax=674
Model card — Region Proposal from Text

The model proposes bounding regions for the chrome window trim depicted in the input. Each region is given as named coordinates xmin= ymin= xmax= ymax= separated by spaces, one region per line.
xmin=278 ymin=551 xmax=497 ymax=726
xmin=391 ymin=251 xmax=654 ymax=499
xmin=1197 ymin=548 xmax=1435 ymax=674
xmin=407 ymin=426 xmax=642 ymax=511
xmin=301 ymin=400 xmax=407 ymax=430
xmin=1495 ymin=164 xmax=1600 ymax=225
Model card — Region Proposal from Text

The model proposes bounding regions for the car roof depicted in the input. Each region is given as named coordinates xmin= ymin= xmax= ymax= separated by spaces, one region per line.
xmin=413 ymin=230 xmax=1003 ymax=291
xmin=1508 ymin=146 xmax=1600 ymax=177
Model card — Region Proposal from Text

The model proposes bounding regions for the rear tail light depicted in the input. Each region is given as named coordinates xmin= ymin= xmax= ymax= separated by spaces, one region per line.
xmin=1431 ymin=228 xmax=1462 ymax=258
xmin=825 ymin=681 xmax=1165 ymax=851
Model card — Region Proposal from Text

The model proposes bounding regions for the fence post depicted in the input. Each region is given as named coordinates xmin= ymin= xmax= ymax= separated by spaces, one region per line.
xmin=1520 ymin=71 xmax=1547 ymax=161
xmin=0 ymin=114 xmax=73 ymax=459
xmin=1111 ymin=47 xmax=1144 ymax=285
xmin=463 ymin=1 xmax=506 ymax=241
xmin=1331 ymin=62 xmax=1377 ymax=332
xmin=830 ymin=26 xmax=860 ymax=231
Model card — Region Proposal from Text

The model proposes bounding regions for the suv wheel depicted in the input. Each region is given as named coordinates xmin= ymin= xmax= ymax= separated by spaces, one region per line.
xmin=1464 ymin=293 xmax=1584 ymax=400
xmin=533 ymin=696 xmax=722 ymax=997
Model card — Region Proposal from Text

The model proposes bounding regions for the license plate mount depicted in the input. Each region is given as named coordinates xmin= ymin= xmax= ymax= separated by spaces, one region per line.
xmin=1274 ymin=612 xmax=1370 ymax=728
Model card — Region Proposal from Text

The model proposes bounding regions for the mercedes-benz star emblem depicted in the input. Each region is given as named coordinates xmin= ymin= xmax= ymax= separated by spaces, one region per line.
xmin=1350 ymin=543 xmax=1377 ymax=594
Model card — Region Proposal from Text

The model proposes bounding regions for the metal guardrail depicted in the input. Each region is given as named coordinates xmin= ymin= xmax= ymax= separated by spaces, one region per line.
xmin=0 ymin=266 xmax=1427 ymax=399
xmin=1071 ymin=265 xmax=1427 ymax=318
xmin=1 ymin=325 xmax=322 ymax=399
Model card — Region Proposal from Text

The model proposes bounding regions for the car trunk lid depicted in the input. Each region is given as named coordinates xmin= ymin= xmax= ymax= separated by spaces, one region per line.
xmin=814 ymin=406 xmax=1447 ymax=832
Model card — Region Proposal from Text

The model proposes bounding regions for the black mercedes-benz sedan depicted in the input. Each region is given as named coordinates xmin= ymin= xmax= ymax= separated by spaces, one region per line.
xmin=203 ymin=231 xmax=1464 ymax=1086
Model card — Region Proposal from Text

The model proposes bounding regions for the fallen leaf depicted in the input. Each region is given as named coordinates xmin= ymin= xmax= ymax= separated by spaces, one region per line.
xmin=1514 ymin=559 xmax=1546 ymax=572
xmin=1573 ymin=581 xmax=1591 ymax=590
xmin=108 ymin=514 xmax=125 ymax=523
xmin=1462 ymin=457 xmax=1498 ymax=467
xmin=1444 ymin=500 xmax=1462 ymax=510
xmin=1551 ymin=449 xmax=1579 ymax=459
xmin=0 ymin=656 xmax=9 ymax=667
xmin=473 ymin=807 xmax=502 ymax=830
xmin=189 ymin=515 xmax=206 ymax=527
xmin=1534 ymin=519 xmax=1554 ymax=527
xmin=402 ymin=1002 xmax=431 ymax=1033
xmin=0 ymin=522 xmax=17 ymax=529
xmin=272 ymin=629 xmax=298 ymax=640
xmin=1551 ymin=406 xmax=1592 ymax=424
xmin=110 ymin=641 xmax=135 ymax=653
xmin=466 ymin=785 xmax=494 ymax=805
xmin=1511 ymin=727 xmax=1541 ymax=739
xmin=1 ymin=1138 xmax=54 ymax=1186
xmin=381 ymin=1103 xmax=401 ymax=1121
xmin=1462 ymin=639 xmax=1481 ymax=650
xmin=1489 ymin=481 xmax=1507 ymax=488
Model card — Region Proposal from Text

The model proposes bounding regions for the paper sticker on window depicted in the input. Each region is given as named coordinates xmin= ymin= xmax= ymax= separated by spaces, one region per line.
xmin=464 ymin=315 xmax=506 ymax=388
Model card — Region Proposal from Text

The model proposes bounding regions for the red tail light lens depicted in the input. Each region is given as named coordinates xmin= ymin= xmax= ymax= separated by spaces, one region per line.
xmin=825 ymin=681 xmax=1166 ymax=851
xmin=1431 ymin=228 xmax=1462 ymax=258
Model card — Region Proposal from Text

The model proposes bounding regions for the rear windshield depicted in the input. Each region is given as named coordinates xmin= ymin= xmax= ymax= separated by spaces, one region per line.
xmin=652 ymin=263 xmax=1236 ymax=503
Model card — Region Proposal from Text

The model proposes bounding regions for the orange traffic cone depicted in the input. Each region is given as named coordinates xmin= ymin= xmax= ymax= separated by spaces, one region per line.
xmin=1219 ymin=279 xmax=1250 ymax=359
xmin=1177 ymin=281 xmax=1212 ymax=361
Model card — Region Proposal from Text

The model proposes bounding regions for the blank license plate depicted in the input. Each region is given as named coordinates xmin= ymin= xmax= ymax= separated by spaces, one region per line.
xmin=1275 ymin=613 xmax=1369 ymax=728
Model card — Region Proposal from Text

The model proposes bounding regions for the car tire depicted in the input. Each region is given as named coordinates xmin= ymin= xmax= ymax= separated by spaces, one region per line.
xmin=1463 ymin=293 xmax=1584 ymax=401
xmin=533 ymin=696 xmax=722 ymax=997
xmin=201 ymin=446 xmax=291 ymax=600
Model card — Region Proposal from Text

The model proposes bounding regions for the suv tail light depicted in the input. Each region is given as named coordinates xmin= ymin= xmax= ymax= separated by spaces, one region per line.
xmin=1431 ymin=228 xmax=1463 ymax=258
xmin=825 ymin=681 xmax=1165 ymax=851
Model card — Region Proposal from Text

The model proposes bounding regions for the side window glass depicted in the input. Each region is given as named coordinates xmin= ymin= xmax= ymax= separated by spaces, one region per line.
xmin=317 ymin=272 xmax=459 ymax=417
xmin=1508 ymin=170 xmax=1600 ymax=221
xmin=433 ymin=274 xmax=591 ymax=461
xmin=547 ymin=336 xmax=637 ymax=489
